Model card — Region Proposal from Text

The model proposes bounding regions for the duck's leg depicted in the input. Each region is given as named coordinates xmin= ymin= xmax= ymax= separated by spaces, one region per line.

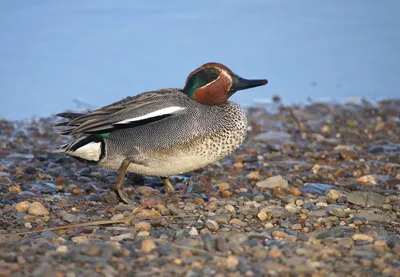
xmin=116 ymin=158 xmax=135 ymax=204
xmin=162 ymin=177 xmax=175 ymax=193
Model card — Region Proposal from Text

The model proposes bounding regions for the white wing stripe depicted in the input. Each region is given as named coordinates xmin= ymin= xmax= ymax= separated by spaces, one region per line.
xmin=116 ymin=106 xmax=186 ymax=124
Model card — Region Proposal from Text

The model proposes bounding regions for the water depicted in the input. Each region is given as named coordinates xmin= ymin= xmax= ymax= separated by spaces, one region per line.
xmin=1 ymin=0 xmax=399 ymax=120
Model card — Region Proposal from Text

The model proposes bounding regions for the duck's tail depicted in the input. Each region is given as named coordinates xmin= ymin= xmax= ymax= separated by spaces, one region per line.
xmin=51 ymin=135 xmax=105 ymax=162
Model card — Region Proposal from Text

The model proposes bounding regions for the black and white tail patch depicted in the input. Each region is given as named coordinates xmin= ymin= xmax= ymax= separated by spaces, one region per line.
xmin=53 ymin=136 xmax=103 ymax=162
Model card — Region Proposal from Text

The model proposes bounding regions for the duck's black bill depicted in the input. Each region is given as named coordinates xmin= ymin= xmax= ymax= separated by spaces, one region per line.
xmin=232 ymin=74 xmax=268 ymax=91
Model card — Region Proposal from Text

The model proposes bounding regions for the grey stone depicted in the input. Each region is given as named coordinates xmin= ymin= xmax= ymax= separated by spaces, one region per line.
xmin=347 ymin=191 xmax=386 ymax=207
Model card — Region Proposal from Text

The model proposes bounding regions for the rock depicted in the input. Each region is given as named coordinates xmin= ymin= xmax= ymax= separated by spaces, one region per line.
xmin=247 ymin=171 xmax=260 ymax=180
xmin=111 ymin=214 xmax=124 ymax=221
xmin=40 ymin=231 xmax=57 ymax=239
xmin=327 ymin=204 xmax=346 ymax=217
xmin=56 ymin=245 xmax=68 ymax=253
xmin=135 ymin=221 xmax=151 ymax=232
xmin=0 ymin=177 xmax=12 ymax=186
xmin=110 ymin=233 xmax=134 ymax=241
xmin=352 ymin=234 xmax=374 ymax=242
xmin=302 ymin=183 xmax=338 ymax=195
xmin=256 ymin=175 xmax=289 ymax=189
xmin=15 ymin=201 xmax=30 ymax=212
xmin=62 ymin=213 xmax=79 ymax=223
xmin=387 ymin=235 xmax=400 ymax=248
xmin=229 ymin=218 xmax=246 ymax=227
xmin=356 ymin=211 xmax=390 ymax=222
xmin=137 ymin=231 xmax=150 ymax=237
xmin=339 ymin=149 xmax=357 ymax=160
xmin=28 ymin=202 xmax=49 ymax=216
xmin=317 ymin=226 xmax=354 ymax=239
xmin=272 ymin=231 xmax=288 ymax=239
xmin=290 ymin=188 xmax=302 ymax=196
xmin=368 ymin=144 xmax=400 ymax=154
xmin=218 ymin=182 xmax=230 ymax=191
xmin=141 ymin=238 xmax=156 ymax=253
xmin=82 ymin=245 xmax=102 ymax=256
xmin=205 ymin=219 xmax=219 ymax=231
xmin=291 ymin=224 xmax=302 ymax=230
xmin=257 ymin=212 xmax=269 ymax=221
xmin=347 ymin=191 xmax=386 ymax=207
xmin=189 ymin=227 xmax=198 ymax=236
xmin=27 ymin=183 xmax=57 ymax=194
xmin=326 ymin=189 xmax=341 ymax=201
xmin=268 ymin=246 xmax=282 ymax=258
xmin=226 ymin=255 xmax=239 ymax=268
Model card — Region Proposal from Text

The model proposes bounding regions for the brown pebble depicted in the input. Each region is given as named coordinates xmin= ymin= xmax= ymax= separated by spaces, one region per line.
xmin=246 ymin=171 xmax=260 ymax=180
xmin=272 ymin=187 xmax=287 ymax=199
xmin=226 ymin=255 xmax=239 ymax=268
xmin=268 ymin=245 xmax=282 ymax=258
xmin=218 ymin=182 xmax=230 ymax=191
xmin=135 ymin=221 xmax=151 ymax=232
xmin=291 ymin=223 xmax=302 ymax=230
xmin=220 ymin=190 xmax=233 ymax=198
xmin=229 ymin=218 xmax=246 ymax=227
xmin=352 ymin=234 xmax=373 ymax=242
xmin=15 ymin=201 xmax=30 ymax=213
xmin=141 ymin=238 xmax=156 ymax=253
xmin=272 ymin=231 xmax=288 ymax=239
xmin=326 ymin=189 xmax=341 ymax=201
xmin=28 ymin=202 xmax=49 ymax=216
xmin=290 ymin=187 xmax=302 ymax=196
xmin=55 ymin=176 xmax=66 ymax=185
xmin=0 ymin=177 xmax=12 ymax=186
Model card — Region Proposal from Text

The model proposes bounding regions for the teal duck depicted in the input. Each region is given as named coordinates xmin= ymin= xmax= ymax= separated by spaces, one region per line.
xmin=54 ymin=62 xmax=268 ymax=203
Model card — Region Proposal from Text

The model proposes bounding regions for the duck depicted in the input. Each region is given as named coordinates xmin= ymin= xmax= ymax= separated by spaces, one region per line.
xmin=54 ymin=62 xmax=268 ymax=203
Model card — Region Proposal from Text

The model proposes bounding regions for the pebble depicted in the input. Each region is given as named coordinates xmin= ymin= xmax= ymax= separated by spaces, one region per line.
xmin=15 ymin=201 xmax=30 ymax=212
xmin=272 ymin=231 xmax=288 ymax=239
xmin=268 ymin=246 xmax=283 ymax=258
xmin=257 ymin=212 xmax=269 ymax=221
xmin=111 ymin=214 xmax=125 ymax=221
xmin=141 ymin=238 xmax=156 ymax=253
xmin=256 ymin=175 xmax=288 ymax=188
xmin=28 ymin=202 xmax=49 ymax=216
xmin=226 ymin=255 xmax=239 ymax=268
xmin=137 ymin=231 xmax=150 ymax=237
xmin=352 ymin=234 xmax=374 ymax=242
xmin=347 ymin=191 xmax=386 ymax=207
xmin=290 ymin=187 xmax=302 ymax=196
xmin=326 ymin=189 xmax=341 ymax=201
xmin=247 ymin=171 xmax=261 ymax=180
xmin=218 ymin=182 xmax=230 ymax=191
xmin=229 ymin=218 xmax=246 ymax=227
xmin=205 ymin=219 xmax=219 ymax=231
xmin=302 ymin=183 xmax=338 ymax=195
xmin=189 ymin=227 xmax=199 ymax=236
xmin=291 ymin=224 xmax=302 ymax=230
xmin=327 ymin=204 xmax=346 ymax=217
xmin=111 ymin=233 xmax=134 ymax=241
xmin=56 ymin=245 xmax=68 ymax=253
xmin=135 ymin=221 xmax=151 ymax=232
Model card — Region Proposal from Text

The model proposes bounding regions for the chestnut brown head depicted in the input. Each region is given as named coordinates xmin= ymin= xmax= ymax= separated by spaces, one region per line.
xmin=183 ymin=62 xmax=268 ymax=105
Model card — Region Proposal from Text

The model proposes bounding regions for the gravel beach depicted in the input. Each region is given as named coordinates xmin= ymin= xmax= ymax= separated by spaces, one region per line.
xmin=0 ymin=99 xmax=399 ymax=277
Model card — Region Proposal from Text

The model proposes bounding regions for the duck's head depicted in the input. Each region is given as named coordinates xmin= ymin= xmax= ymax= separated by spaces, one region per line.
xmin=183 ymin=62 xmax=268 ymax=105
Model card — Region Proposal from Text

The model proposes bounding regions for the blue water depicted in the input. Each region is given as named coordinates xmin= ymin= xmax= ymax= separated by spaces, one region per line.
xmin=1 ymin=0 xmax=399 ymax=120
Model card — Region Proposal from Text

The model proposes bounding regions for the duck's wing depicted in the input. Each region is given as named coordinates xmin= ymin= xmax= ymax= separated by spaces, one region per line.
xmin=57 ymin=89 xmax=190 ymax=136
